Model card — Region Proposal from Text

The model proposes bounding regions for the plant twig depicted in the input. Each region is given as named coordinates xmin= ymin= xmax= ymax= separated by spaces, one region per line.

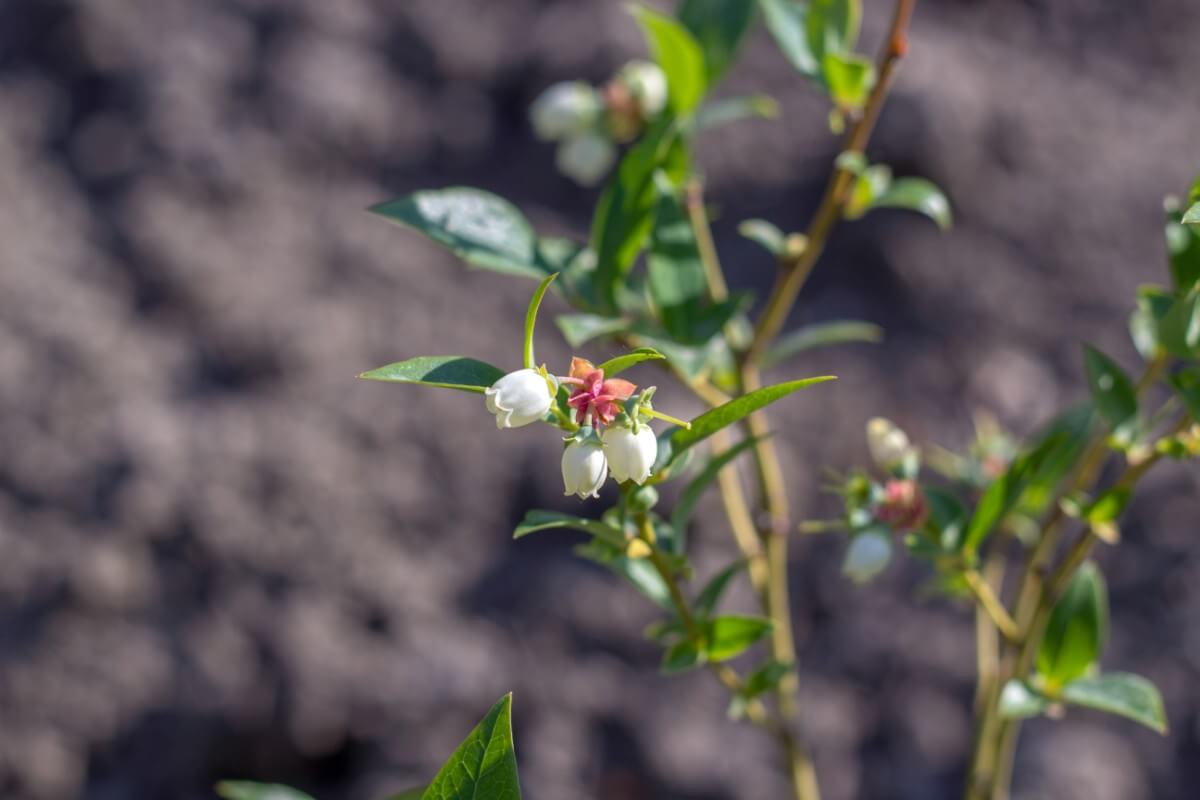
xmin=963 ymin=569 xmax=1020 ymax=643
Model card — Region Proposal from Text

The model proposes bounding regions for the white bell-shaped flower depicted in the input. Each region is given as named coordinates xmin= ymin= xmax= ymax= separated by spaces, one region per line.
xmin=842 ymin=528 xmax=893 ymax=584
xmin=555 ymin=132 xmax=616 ymax=187
xmin=601 ymin=423 xmax=657 ymax=485
xmin=618 ymin=60 xmax=668 ymax=118
xmin=562 ymin=438 xmax=608 ymax=499
xmin=866 ymin=417 xmax=913 ymax=469
xmin=485 ymin=369 xmax=554 ymax=429
xmin=530 ymin=81 xmax=601 ymax=141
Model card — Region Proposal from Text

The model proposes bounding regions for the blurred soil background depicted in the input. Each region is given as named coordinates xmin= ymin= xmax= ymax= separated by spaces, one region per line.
xmin=1 ymin=0 xmax=1199 ymax=798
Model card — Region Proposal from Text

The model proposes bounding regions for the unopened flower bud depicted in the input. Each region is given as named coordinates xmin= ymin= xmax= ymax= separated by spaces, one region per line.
xmin=562 ymin=437 xmax=608 ymax=499
xmin=875 ymin=479 xmax=928 ymax=531
xmin=618 ymin=60 xmax=668 ymax=119
xmin=842 ymin=528 xmax=893 ymax=584
xmin=556 ymin=132 xmax=617 ymax=187
xmin=866 ymin=417 xmax=914 ymax=469
xmin=485 ymin=369 xmax=555 ymax=429
xmin=602 ymin=423 xmax=658 ymax=485
xmin=530 ymin=81 xmax=601 ymax=141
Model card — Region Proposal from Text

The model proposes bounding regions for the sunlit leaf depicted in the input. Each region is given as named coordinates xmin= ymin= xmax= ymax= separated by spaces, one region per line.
xmin=359 ymin=356 xmax=504 ymax=394
xmin=596 ymin=347 xmax=666 ymax=377
xmin=632 ymin=6 xmax=708 ymax=115
xmin=1037 ymin=561 xmax=1108 ymax=688
xmin=704 ymin=615 xmax=772 ymax=661
xmin=420 ymin=695 xmax=521 ymax=800
xmin=514 ymin=510 xmax=627 ymax=549
xmin=523 ymin=273 xmax=558 ymax=369
xmin=1061 ymin=672 xmax=1168 ymax=735
xmin=216 ymin=783 xmax=315 ymax=800
xmin=869 ymin=178 xmax=953 ymax=231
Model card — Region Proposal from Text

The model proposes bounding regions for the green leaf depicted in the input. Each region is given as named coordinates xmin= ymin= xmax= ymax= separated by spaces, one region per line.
xmin=1157 ymin=292 xmax=1200 ymax=357
xmin=807 ymin=0 xmax=861 ymax=56
xmin=741 ymin=660 xmax=792 ymax=698
xmin=1184 ymin=201 xmax=1200 ymax=228
xmin=1015 ymin=404 xmax=1095 ymax=517
xmin=523 ymin=273 xmax=558 ymax=369
xmin=668 ymin=377 xmax=836 ymax=460
xmin=1037 ymin=561 xmax=1108 ymax=688
xmin=575 ymin=540 xmax=673 ymax=610
xmin=420 ymin=694 xmax=521 ymax=800
xmin=370 ymin=188 xmax=541 ymax=279
xmin=869 ymin=178 xmax=953 ymax=231
xmin=677 ymin=0 xmax=757 ymax=83
xmin=923 ymin=486 xmax=968 ymax=552
xmin=632 ymin=6 xmax=708 ymax=116
xmin=762 ymin=320 xmax=882 ymax=366
xmin=692 ymin=95 xmax=779 ymax=132
xmin=1169 ymin=367 xmax=1200 ymax=422
xmin=1085 ymin=486 xmax=1130 ymax=524
xmin=648 ymin=172 xmax=710 ymax=339
xmin=1129 ymin=285 xmax=1175 ymax=359
xmin=759 ymin=0 xmax=817 ymax=75
xmin=962 ymin=427 xmax=1076 ymax=553
xmin=662 ymin=640 xmax=705 ymax=673
xmin=1166 ymin=208 xmax=1200 ymax=289
xmin=514 ymin=510 xmax=627 ymax=549
xmin=693 ymin=560 xmax=747 ymax=618
xmin=555 ymin=313 xmax=632 ymax=348
xmin=672 ymin=436 xmax=760 ymax=545
xmin=738 ymin=218 xmax=787 ymax=256
xmin=1083 ymin=345 xmax=1138 ymax=430
xmin=822 ymin=51 xmax=874 ymax=110
xmin=595 ymin=347 xmax=665 ymax=377
xmin=216 ymin=783 xmax=316 ymax=800
xmin=387 ymin=790 xmax=426 ymax=800
xmin=1061 ymin=672 xmax=1168 ymax=735
xmin=997 ymin=680 xmax=1051 ymax=721
xmin=591 ymin=119 xmax=688 ymax=309
xmin=359 ymin=356 xmax=504 ymax=394
xmin=704 ymin=615 xmax=773 ymax=661
xmin=759 ymin=0 xmax=860 ymax=84
xmin=845 ymin=164 xmax=892 ymax=219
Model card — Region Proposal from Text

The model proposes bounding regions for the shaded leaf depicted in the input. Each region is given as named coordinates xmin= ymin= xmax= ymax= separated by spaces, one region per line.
xmin=1157 ymin=292 xmax=1200 ymax=357
xmin=738 ymin=218 xmax=786 ymax=256
xmin=575 ymin=539 xmax=673 ymax=610
xmin=359 ymin=356 xmax=504 ymax=394
xmin=672 ymin=436 xmax=760 ymax=545
xmin=759 ymin=0 xmax=819 ymax=77
xmin=741 ymin=660 xmax=792 ymax=698
xmin=1037 ymin=561 xmax=1108 ymax=688
xmin=371 ymin=189 xmax=541 ymax=279
xmin=420 ymin=695 xmax=520 ymax=800
xmin=692 ymin=95 xmax=779 ymax=132
xmin=694 ymin=560 xmax=747 ymax=618
xmin=662 ymin=640 xmax=705 ymax=673
xmin=677 ymin=0 xmax=757 ymax=83
xmin=870 ymin=178 xmax=953 ymax=231
xmin=648 ymin=172 xmax=710 ymax=339
xmin=1166 ymin=207 xmax=1200 ymax=289
xmin=216 ymin=783 xmax=316 ymax=800
xmin=1169 ymin=367 xmax=1200 ymax=422
xmin=514 ymin=510 xmax=627 ymax=549
xmin=555 ymin=313 xmax=632 ymax=348
xmin=762 ymin=320 xmax=883 ymax=366
xmin=387 ymin=790 xmax=426 ymax=800
xmin=1061 ymin=672 xmax=1168 ymax=734
xmin=596 ymin=347 xmax=666 ymax=377
xmin=1083 ymin=345 xmax=1138 ymax=430
xmin=632 ymin=6 xmax=708 ymax=115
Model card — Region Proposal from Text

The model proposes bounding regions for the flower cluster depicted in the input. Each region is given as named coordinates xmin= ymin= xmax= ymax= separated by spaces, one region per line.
xmin=529 ymin=61 xmax=668 ymax=186
xmin=485 ymin=357 xmax=664 ymax=499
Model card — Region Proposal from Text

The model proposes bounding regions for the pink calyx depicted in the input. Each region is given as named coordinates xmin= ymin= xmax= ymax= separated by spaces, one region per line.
xmin=560 ymin=357 xmax=636 ymax=427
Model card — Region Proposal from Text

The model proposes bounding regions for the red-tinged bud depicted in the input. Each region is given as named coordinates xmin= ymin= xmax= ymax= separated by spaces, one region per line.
xmin=875 ymin=479 xmax=928 ymax=531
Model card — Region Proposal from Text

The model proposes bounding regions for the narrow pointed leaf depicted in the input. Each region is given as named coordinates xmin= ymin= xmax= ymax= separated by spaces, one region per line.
xmin=360 ymin=356 xmax=504 ymax=393
xmin=514 ymin=510 xmax=627 ymax=549
xmin=370 ymin=188 xmax=541 ymax=279
xmin=648 ymin=172 xmax=709 ymax=340
xmin=869 ymin=177 xmax=953 ymax=231
xmin=738 ymin=218 xmax=787 ymax=256
xmin=763 ymin=320 xmax=882 ymax=366
xmin=668 ymin=377 xmax=836 ymax=457
xmin=1083 ymin=345 xmax=1138 ymax=429
xmin=595 ymin=347 xmax=665 ymax=376
xmin=693 ymin=560 xmax=747 ymax=618
xmin=741 ymin=660 xmax=793 ymax=699
xmin=1061 ymin=672 xmax=1168 ymax=734
xmin=704 ymin=615 xmax=773 ymax=661
xmin=420 ymin=694 xmax=521 ymax=800
xmin=523 ymin=273 xmax=558 ymax=369
xmin=216 ymin=784 xmax=316 ymax=800
xmin=632 ymin=6 xmax=708 ymax=115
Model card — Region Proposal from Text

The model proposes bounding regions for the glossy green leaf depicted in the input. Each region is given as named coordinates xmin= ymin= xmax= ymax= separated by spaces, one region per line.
xmin=1061 ymin=672 xmax=1168 ymax=734
xmin=591 ymin=119 xmax=687 ymax=309
xmin=662 ymin=640 xmax=705 ymax=673
xmin=648 ymin=172 xmax=710 ymax=339
xmin=555 ymin=313 xmax=631 ymax=348
xmin=359 ymin=356 xmax=504 ymax=394
xmin=514 ymin=510 xmax=627 ymax=549
xmin=523 ymin=273 xmax=558 ymax=369
xmin=704 ymin=615 xmax=773 ymax=661
xmin=1166 ymin=209 xmax=1200 ymax=289
xmin=870 ymin=178 xmax=953 ymax=231
xmin=672 ymin=436 xmax=760 ymax=544
xmin=694 ymin=560 xmax=747 ymax=618
xmin=421 ymin=694 xmax=520 ymax=800
xmin=668 ymin=377 xmax=835 ymax=461
xmin=822 ymin=51 xmax=874 ymax=110
xmin=632 ymin=6 xmax=708 ymax=115
xmin=216 ymin=783 xmax=315 ymax=800
xmin=1086 ymin=487 xmax=1130 ymax=524
xmin=677 ymin=0 xmax=757 ymax=83
xmin=762 ymin=320 xmax=883 ymax=366
xmin=1157 ymin=292 xmax=1200 ymax=357
xmin=1037 ymin=561 xmax=1108 ymax=688
xmin=596 ymin=347 xmax=665 ymax=377
xmin=370 ymin=188 xmax=542 ymax=279
xmin=1169 ymin=367 xmax=1200 ymax=422
xmin=997 ymin=680 xmax=1051 ymax=721
xmin=1083 ymin=345 xmax=1138 ymax=430
xmin=963 ymin=427 xmax=1075 ymax=553
xmin=692 ymin=95 xmax=779 ymax=132
xmin=738 ymin=218 xmax=787 ymax=256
